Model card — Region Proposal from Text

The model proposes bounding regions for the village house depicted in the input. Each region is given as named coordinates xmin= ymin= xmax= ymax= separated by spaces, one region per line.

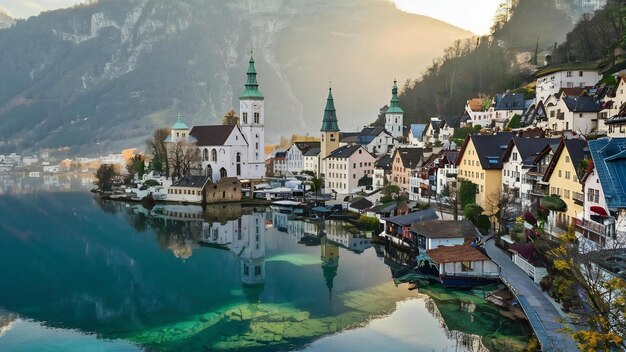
xmin=501 ymin=137 xmax=560 ymax=211
xmin=323 ymin=145 xmax=376 ymax=195
xmin=579 ymin=138 xmax=626 ymax=250
xmin=464 ymin=98 xmax=491 ymax=127
xmin=423 ymin=117 xmax=441 ymax=146
xmin=544 ymin=92 xmax=599 ymax=134
xmin=340 ymin=127 xmax=397 ymax=156
xmin=272 ymin=150 xmax=287 ymax=176
xmin=456 ymin=132 xmax=515 ymax=211
xmin=167 ymin=175 xmax=211 ymax=203
xmin=438 ymin=115 xmax=464 ymax=146
xmin=491 ymin=92 xmax=527 ymax=125
xmin=598 ymin=75 xmax=626 ymax=134
xmin=286 ymin=141 xmax=320 ymax=175
xmin=372 ymin=154 xmax=392 ymax=191
xmin=426 ymin=244 xmax=500 ymax=288
xmin=408 ymin=124 xmax=426 ymax=147
xmin=521 ymin=101 xmax=548 ymax=128
xmin=541 ymin=138 xmax=589 ymax=235
xmin=410 ymin=220 xmax=479 ymax=251
xmin=391 ymin=147 xmax=424 ymax=193
xmin=303 ymin=147 xmax=321 ymax=176
xmin=381 ymin=208 xmax=438 ymax=248
xmin=535 ymin=67 xmax=601 ymax=103
xmin=408 ymin=151 xmax=438 ymax=201
xmin=434 ymin=149 xmax=459 ymax=197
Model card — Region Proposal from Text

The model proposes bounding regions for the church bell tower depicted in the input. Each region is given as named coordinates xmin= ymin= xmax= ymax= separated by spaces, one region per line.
xmin=239 ymin=54 xmax=265 ymax=179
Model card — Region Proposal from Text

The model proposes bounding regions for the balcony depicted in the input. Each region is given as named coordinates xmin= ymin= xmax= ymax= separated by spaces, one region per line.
xmin=573 ymin=192 xmax=584 ymax=205
xmin=575 ymin=218 xmax=607 ymax=246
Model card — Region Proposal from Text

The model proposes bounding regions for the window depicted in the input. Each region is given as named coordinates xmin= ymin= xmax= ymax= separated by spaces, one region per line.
xmin=462 ymin=261 xmax=473 ymax=271
xmin=211 ymin=149 xmax=217 ymax=162
xmin=513 ymin=152 xmax=517 ymax=161
xmin=236 ymin=153 xmax=241 ymax=176
xmin=565 ymin=171 xmax=570 ymax=179
xmin=566 ymin=71 xmax=573 ymax=77
xmin=579 ymin=71 xmax=583 ymax=77
xmin=564 ymin=189 xmax=570 ymax=199
xmin=558 ymin=170 xmax=562 ymax=177
xmin=203 ymin=148 xmax=209 ymax=161
xmin=565 ymin=156 xmax=570 ymax=163
xmin=242 ymin=112 xmax=248 ymax=124
xmin=253 ymin=112 xmax=260 ymax=124
xmin=220 ymin=167 xmax=227 ymax=178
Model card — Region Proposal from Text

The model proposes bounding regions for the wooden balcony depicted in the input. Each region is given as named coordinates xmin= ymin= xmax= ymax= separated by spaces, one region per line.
xmin=575 ymin=218 xmax=607 ymax=247
xmin=573 ymin=192 xmax=584 ymax=206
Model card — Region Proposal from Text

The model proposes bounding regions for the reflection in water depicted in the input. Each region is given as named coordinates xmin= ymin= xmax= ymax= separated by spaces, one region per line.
xmin=0 ymin=193 xmax=532 ymax=351
xmin=0 ymin=174 xmax=92 ymax=194
xmin=0 ymin=308 xmax=17 ymax=338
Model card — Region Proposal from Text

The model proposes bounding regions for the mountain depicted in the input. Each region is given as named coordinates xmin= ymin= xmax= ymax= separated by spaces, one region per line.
xmin=0 ymin=0 xmax=471 ymax=155
xmin=0 ymin=9 xmax=14 ymax=29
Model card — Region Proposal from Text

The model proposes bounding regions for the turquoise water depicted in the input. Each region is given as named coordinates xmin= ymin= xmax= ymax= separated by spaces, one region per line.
xmin=0 ymin=192 xmax=532 ymax=351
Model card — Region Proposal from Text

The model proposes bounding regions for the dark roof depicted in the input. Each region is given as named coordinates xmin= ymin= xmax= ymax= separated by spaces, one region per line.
xmin=542 ymin=138 xmax=589 ymax=182
xmin=349 ymin=197 xmax=373 ymax=210
xmin=384 ymin=208 xmax=438 ymax=226
xmin=494 ymin=93 xmax=525 ymax=111
xmin=360 ymin=127 xmax=387 ymax=137
xmin=521 ymin=101 xmax=547 ymax=126
xmin=325 ymin=145 xmax=370 ymax=159
xmin=440 ymin=150 xmax=459 ymax=165
xmin=427 ymin=119 xmax=441 ymax=132
xmin=339 ymin=132 xmax=360 ymax=144
xmin=295 ymin=141 xmax=320 ymax=152
xmin=502 ymin=137 xmax=560 ymax=165
xmin=442 ymin=115 xmax=463 ymax=129
xmin=411 ymin=220 xmax=477 ymax=238
xmin=563 ymin=95 xmax=599 ymax=113
xmin=303 ymin=147 xmax=321 ymax=157
xmin=172 ymin=175 xmax=210 ymax=188
xmin=558 ymin=87 xmax=589 ymax=97
xmin=508 ymin=243 xmax=543 ymax=267
xmin=375 ymin=154 xmax=393 ymax=170
xmin=189 ymin=125 xmax=237 ymax=146
xmin=588 ymin=138 xmax=626 ymax=209
xmin=393 ymin=147 xmax=423 ymax=169
xmin=427 ymin=244 xmax=490 ymax=264
xmin=458 ymin=132 xmax=515 ymax=169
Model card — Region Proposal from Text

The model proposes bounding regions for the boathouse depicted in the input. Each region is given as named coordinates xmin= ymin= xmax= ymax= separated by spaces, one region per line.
xmin=410 ymin=220 xmax=480 ymax=251
xmin=426 ymin=244 xmax=500 ymax=288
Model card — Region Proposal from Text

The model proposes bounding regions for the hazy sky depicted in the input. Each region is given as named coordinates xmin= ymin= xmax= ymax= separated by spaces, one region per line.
xmin=1 ymin=0 xmax=501 ymax=35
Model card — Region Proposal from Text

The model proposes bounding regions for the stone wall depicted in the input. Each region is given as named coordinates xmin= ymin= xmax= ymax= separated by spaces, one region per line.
xmin=205 ymin=177 xmax=242 ymax=203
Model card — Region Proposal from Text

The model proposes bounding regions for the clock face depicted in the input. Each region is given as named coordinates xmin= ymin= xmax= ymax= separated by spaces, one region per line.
xmin=252 ymin=102 xmax=260 ymax=110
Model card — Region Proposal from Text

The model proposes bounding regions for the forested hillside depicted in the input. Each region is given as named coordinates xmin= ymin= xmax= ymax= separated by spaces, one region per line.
xmin=397 ymin=0 xmax=596 ymax=124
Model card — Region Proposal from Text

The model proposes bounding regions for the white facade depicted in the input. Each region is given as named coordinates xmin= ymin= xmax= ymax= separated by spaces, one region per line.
xmin=599 ymin=77 xmax=626 ymax=134
xmin=373 ymin=168 xmax=386 ymax=190
xmin=536 ymin=69 xmax=601 ymax=103
xmin=502 ymin=145 xmax=523 ymax=197
xmin=385 ymin=111 xmax=403 ymax=138
xmin=365 ymin=130 xmax=397 ymax=155
xmin=286 ymin=144 xmax=304 ymax=174
xmin=303 ymin=153 xmax=320 ymax=176
xmin=324 ymin=146 xmax=376 ymax=195
xmin=435 ymin=164 xmax=458 ymax=197
xmin=545 ymin=95 xmax=598 ymax=134
xmin=465 ymin=100 xmax=491 ymax=127
xmin=239 ymin=99 xmax=265 ymax=179
xmin=197 ymin=128 xmax=250 ymax=181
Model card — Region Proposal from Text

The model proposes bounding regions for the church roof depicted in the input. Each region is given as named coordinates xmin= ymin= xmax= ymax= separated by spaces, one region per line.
xmin=321 ymin=88 xmax=340 ymax=132
xmin=239 ymin=55 xmax=263 ymax=100
xmin=189 ymin=125 xmax=237 ymax=146
xmin=386 ymin=80 xmax=404 ymax=114
xmin=172 ymin=113 xmax=188 ymax=130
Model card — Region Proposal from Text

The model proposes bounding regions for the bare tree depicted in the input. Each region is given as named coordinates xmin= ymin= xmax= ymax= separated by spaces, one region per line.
xmin=146 ymin=128 xmax=171 ymax=178
xmin=485 ymin=189 xmax=515 ymax=235
xmin=168 ymin=140 xmax=201 ymax=180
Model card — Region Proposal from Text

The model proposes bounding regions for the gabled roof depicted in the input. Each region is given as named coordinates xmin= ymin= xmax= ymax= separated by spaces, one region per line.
xmin=521 ymin=101 xmax=547 ymax=126
xmin=440 ymin=149 xmax=459 ymax=165
xmin=442 ymin=115 xmax=463 ymax=129
xmin=542 ymin=138 xmax=589 ymax=182
xmin=410 ymin=124 xmax=426 ymax=140
xmin=303 ymin=147 xmax=321 ymax=157
xmin=494 ymin=93 xmax=525 ymax=111
xmin=189 ymin=125 xmax=238 ymax=146
xmin=426 ymin=244 xmax=489 ymax=264
xmin=321 ymin=88 xmax=340 ymax=132
xmin=393 ymin=147 xmax=423 ymax=169
xmin=384 ymin=208 xmax=438 ymax=226
xmin=467 ymin=98 xmax=486 ymax=112
xmin=457 ymin=132 xmax=515 ymax=169
xmin=502 ymin=137 xmax=560 ymax=165
xmin=588 ymin=138 xmax=626 ymax=209
xmin=375 ymin=154 xmax=393 ymax=170
xmin=293 ymin=141 xmax=320 ymax=153
xmin=349 ymin=197 xmax=373 ymax=210
xmin=172 ymin=175 xmax=210 ymax=189
xmin=339 ymin=132 xmax=360 ymax=144
xmin=426 ymin=118 xmax=441 ymax=133
xmin=325 ymin=145 xmax=371 ymax=159
xmin=411 ymin=220 xmax=477 ymax=238
xmin=563 ymin=95 xmax=599 ymax=113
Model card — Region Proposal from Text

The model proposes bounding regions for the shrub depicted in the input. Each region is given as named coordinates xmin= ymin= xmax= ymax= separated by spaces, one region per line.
xmin=358 ymin=215 xmax=381 ymax=231
xmin=144 ymin=179 xmax=160 ymax=187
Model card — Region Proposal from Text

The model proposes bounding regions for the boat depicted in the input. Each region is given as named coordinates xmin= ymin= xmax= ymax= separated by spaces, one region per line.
xmin=270 ymin=200 xmax=304 ymax=214
xmin=28 ymin=172 xmax=40 ymax=178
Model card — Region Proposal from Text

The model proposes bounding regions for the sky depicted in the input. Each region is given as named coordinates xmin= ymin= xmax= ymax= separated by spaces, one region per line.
xmin=1 ymin=0 xmax=501 ymax=35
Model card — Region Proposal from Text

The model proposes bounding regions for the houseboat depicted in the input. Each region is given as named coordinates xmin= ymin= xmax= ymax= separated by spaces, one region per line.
xmin=425 ymin=244 xmax=500 ymax=288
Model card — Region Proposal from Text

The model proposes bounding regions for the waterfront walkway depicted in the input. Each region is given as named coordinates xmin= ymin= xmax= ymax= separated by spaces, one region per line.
xmin=484 ymin=239 xmax=579 ymax=351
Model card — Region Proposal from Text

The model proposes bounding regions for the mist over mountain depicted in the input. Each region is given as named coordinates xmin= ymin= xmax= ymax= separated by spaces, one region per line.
xmin=0 ymin=0 xmax=471 ymax=155
xmin=0 ymin=9 xmax=15 ymax=29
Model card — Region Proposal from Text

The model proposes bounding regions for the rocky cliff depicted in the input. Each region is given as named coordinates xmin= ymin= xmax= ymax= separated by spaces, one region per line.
xmin=0 ymin=0 xmax=471 ymax=155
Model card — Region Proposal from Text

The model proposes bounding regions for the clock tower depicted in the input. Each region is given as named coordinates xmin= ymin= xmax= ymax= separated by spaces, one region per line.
xmin=320 ymin=87 xmax=340 ymax=176
xmin=385 ymin=80 xmax=403 ymax=138
xmin=239 ymin=54 xmax=265 ymax=179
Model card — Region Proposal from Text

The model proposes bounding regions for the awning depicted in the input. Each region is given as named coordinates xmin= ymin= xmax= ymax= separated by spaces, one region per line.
xmin=590 ymin=206 xmax=609 ymax=217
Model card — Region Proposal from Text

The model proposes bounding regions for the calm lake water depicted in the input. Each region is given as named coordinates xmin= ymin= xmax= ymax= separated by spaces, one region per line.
xmin=0 ymin=191 xmax=532 ymax=351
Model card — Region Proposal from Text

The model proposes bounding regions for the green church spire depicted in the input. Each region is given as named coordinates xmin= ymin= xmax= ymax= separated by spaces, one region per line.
xmin=320 ymin=87 xmax=340 ymax=132
xmin=386 ymin=80 xmax=404 ymax=114
xmin=240 ymin=54 xmax=264 ymax=100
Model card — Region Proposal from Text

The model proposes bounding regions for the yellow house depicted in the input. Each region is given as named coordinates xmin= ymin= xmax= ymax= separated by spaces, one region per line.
xmin=542 ymin=139 xmax=588 ymax=230
xmin=456 ymin=133 xmax=514 ymax=213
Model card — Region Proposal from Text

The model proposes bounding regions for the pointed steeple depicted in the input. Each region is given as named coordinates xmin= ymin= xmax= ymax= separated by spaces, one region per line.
xmin=386 ymin=80 xmax=404 ymax=114
xmin=320 ymin=87 xmax=340 ymax=132
xmin=240 ymin=54 xmax=263 ymax=100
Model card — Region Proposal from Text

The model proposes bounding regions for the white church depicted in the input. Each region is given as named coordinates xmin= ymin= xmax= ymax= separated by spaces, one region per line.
xmin=166 ymin=55 xmax=266 ymax=181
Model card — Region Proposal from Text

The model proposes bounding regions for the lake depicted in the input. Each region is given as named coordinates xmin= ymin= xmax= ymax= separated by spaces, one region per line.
xmin=0 ymin=191 xmax=532 ymax=351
